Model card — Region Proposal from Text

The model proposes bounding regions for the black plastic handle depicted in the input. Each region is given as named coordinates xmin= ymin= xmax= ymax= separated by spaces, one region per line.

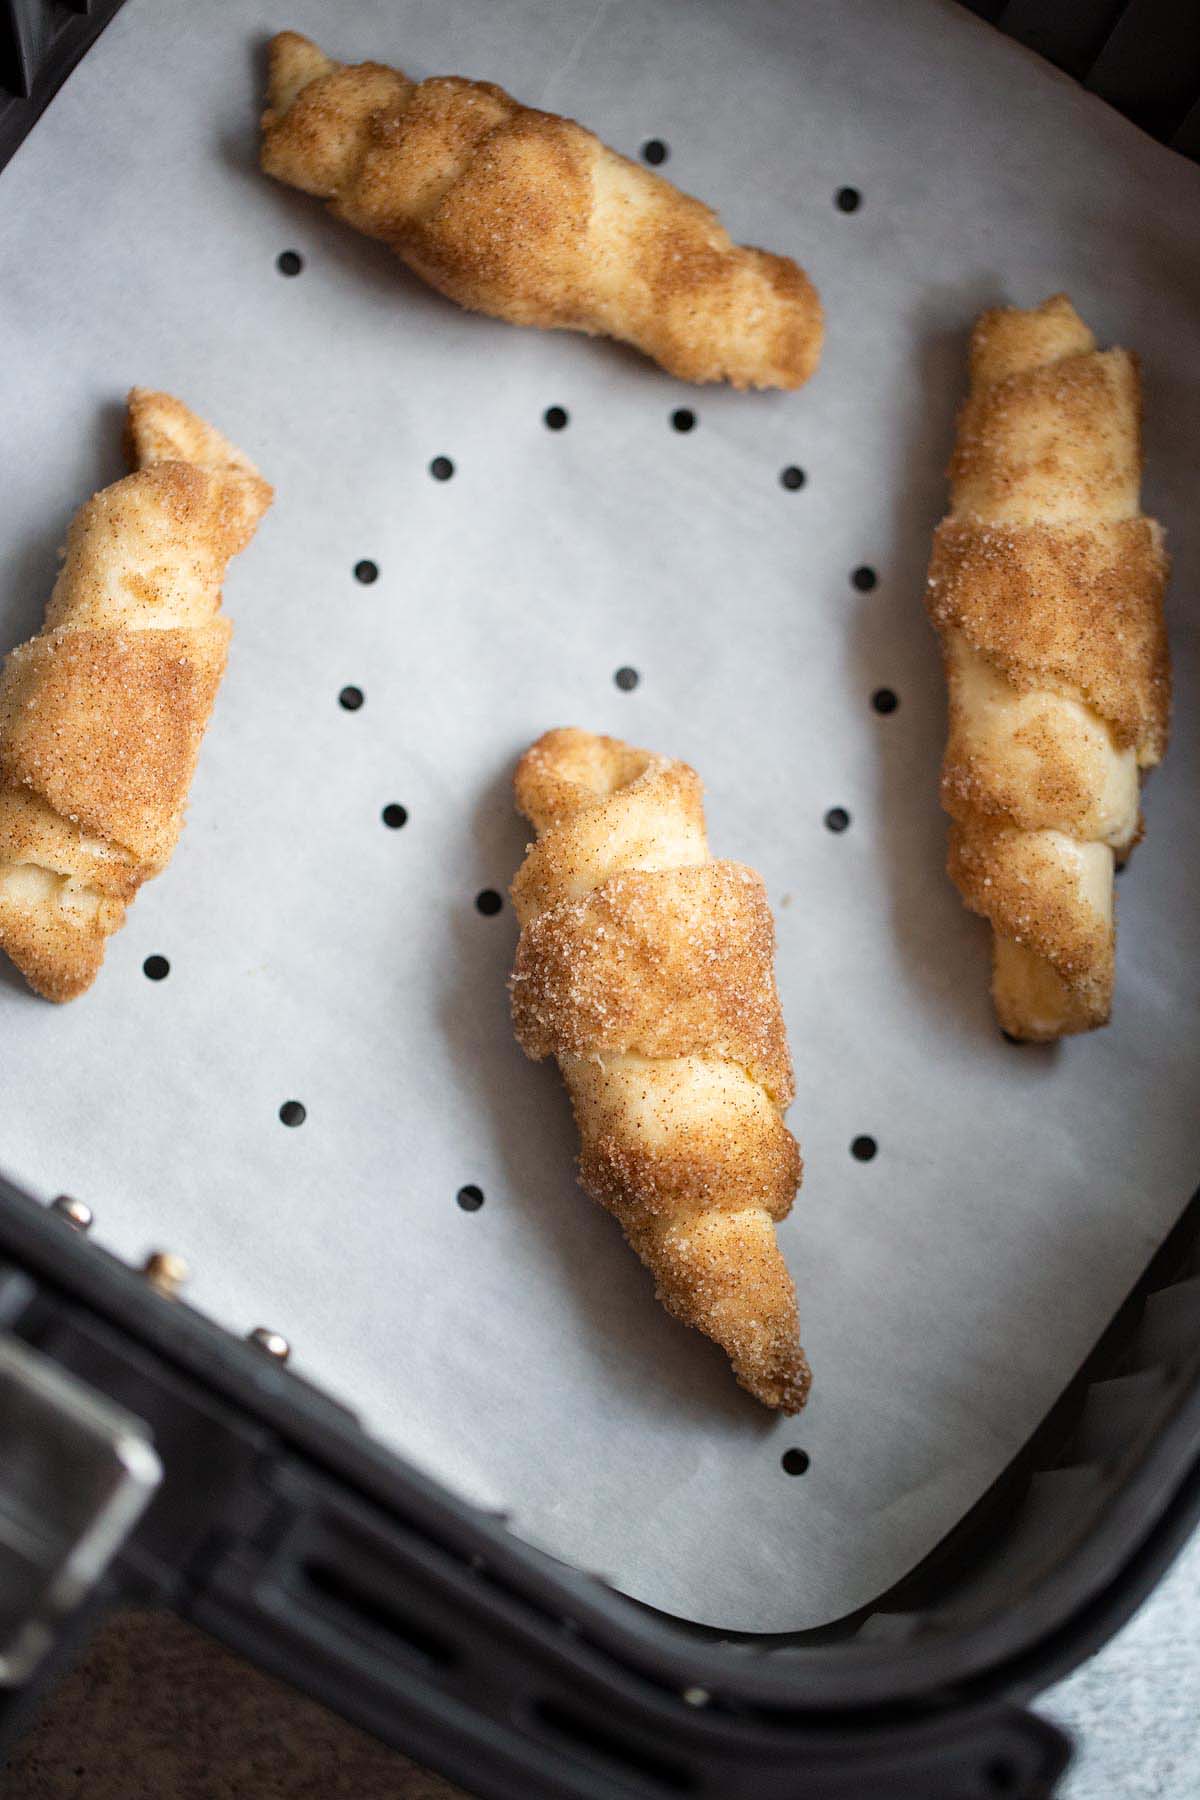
xmin=180 ymin=1457 xmax=1072 ymax=1800
xmin=0 ymin=0 xmax=127 ymax=173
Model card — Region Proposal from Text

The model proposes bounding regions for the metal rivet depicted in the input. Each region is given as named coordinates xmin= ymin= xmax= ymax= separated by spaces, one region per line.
xmin=248 ymin=1326 xmax=291 ymax=1362
xmin=142 ymin=1250 xmax=189 ymax=1295
xmin=51 ymin=1195 xmax=93 ymax=1231
xmin=683 ymin=1686 xmax=711 ymax=1708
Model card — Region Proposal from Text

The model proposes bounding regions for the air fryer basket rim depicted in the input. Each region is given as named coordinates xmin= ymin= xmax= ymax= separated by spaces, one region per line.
xmin=1 ymin=1170 xmax=1196 ymax=1717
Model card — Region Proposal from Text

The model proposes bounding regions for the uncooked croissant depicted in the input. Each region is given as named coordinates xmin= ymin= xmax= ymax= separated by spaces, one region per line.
xmin=0 ymin=391 xmax=272 ymax=1001
xmin=260 ymin=32 xmax=822 ymax=391
xmin=510 ymin=728 xmax=809 ymax=1411
xmin=926 ymin=295 xmax=1170 ymax=1040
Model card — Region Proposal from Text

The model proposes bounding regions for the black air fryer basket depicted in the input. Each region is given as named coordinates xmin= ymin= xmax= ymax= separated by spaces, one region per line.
xmin=1 ymin=3 xmax=1199 ymax=1796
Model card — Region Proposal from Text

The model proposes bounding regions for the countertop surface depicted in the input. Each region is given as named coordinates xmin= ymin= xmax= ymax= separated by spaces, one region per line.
xmin=1040 ymin=1528 xmax=1200 ymax=1800
xmin=2 ymin=1531 xmax=1197 ymax=1800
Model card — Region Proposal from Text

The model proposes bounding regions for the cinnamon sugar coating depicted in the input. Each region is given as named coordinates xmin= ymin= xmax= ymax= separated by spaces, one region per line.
xmin=927 ymin=520 xmax=1168 ymax=759
xmin=261 ymin=32 xmax=822 ymax=391
xmin=948 ymin=821 xmax=1113 ymax=1021
xmin=925 ymin=295 xmax=1170 ymax=1040
xmin=510 ymin=728 xmax=809 ymax=1413
xmin=0 ymin=392 xmax=271 ymax=1000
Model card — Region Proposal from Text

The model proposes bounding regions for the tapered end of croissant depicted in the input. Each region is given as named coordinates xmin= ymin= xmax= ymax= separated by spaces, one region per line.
xmin=515 ymin=727 xmax=668 ymax=836
xmin=127 ymin=387 xmax=253 ymax=471
xmin=264 ymin=30 xmax=335 ymax=119
xmin=631 ymin=1206 xmax=810 ymax=1412
xmin=0 ymin=897 xmax=115 ymax=1001
xmin=566 ymin=1047 xmax=808 ymax=1407
xmin=125 ymin=389 xmax=273 ymax=542
xmin=992 ymin=936 xmax=1105 ymax=1042
xmin=261 ymin=32 xmax=413 ymax=199
xmin=949 ymin=821 xmax=1114 ymax=1040
xmin=0 ymin=867 xmax=121 ymax=1002
xmin=0 ymin=785 xmax=137 ymax=1002
xmin=969 ymin=292 xmax=1096 ymax=388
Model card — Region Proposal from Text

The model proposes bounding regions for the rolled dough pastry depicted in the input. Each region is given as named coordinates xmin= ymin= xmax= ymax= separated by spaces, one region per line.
xmin=0 ymin=391 xmax=272 ymax=1001
xmin=510 ymin=728 xmax=809 ymax=1412
xmin=926 ymin=295 xmax=1170 ymax=1041
xmin=260 ymin=31 xmax=823 ymax=391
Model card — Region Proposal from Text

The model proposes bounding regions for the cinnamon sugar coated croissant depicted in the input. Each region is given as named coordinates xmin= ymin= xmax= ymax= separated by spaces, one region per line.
xmin=0 ymin=392 xmax=272 ymax=1001
xmin=926 ymin=295 xmax=1170 ymax=1040
xmin=260 ymin=32 xmax=822 ymax=390
xmin=510 ymin=729 xmax=809 ymax=1411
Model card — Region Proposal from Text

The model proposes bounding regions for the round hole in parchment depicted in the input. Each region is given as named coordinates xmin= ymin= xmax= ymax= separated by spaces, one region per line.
xmin=671 ymin=408 xmax=696 ymax=433
xmin=871 ymin=688 xmax=898 ymax=715
xmin=457 ymin=1184 xmax=485 ymax=1211
xmin=142 ymin=955 xmax=170 ymax=981
xmin=279 ymin=1101 xmax=306 ymax=1128
xmin=780 ymin=465 xmax=806 ymax=491
xmin=642 ymin=138 xmax=668 ymax=166
xmin=614 ymin=666 xmax=640 ymax=692
xmin=276 ymin=249 xmax=303 ymax=275
xmin=382 ymin=804 xmax=408 ymax=829
xmin=475 ymin=889 xmax=503 ymax=916
xmin=429 ymin=455 xmax=455 ymax=481
xmin=824 ymin=807 xmax=850 ymax=834
xmin=835 ymin=186 xmax=861 ymax=213
xmin=339 ymin=686 xmax=364 ymax=711
xmin=852 ymin=565 xmax=878 ymax=591
xmin=851 ymin=1135 xmax=877 ymax=1162
xmin=354 ymin=559 xmax=379 ymax=585
xmin=781 ymin=1449 xmax=810 ymax=1475
xmin=544 ymin=405 xmax=569 ymax=430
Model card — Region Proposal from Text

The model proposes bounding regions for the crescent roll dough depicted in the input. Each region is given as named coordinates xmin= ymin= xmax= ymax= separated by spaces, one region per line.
xmin=926 ymin=295 xmax=1170 ymax=1041
xmin=510 ymin=728 xmax=809 ymax=1412
xmin=260 ymin=31 xmax=823 ymax=391
xmin=0 ymin=391 xmax=272 ymax=1001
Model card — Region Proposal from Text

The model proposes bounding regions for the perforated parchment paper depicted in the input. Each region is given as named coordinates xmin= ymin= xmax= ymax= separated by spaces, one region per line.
xmin=1 ymin=0 xmax=1198 ymax=1633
